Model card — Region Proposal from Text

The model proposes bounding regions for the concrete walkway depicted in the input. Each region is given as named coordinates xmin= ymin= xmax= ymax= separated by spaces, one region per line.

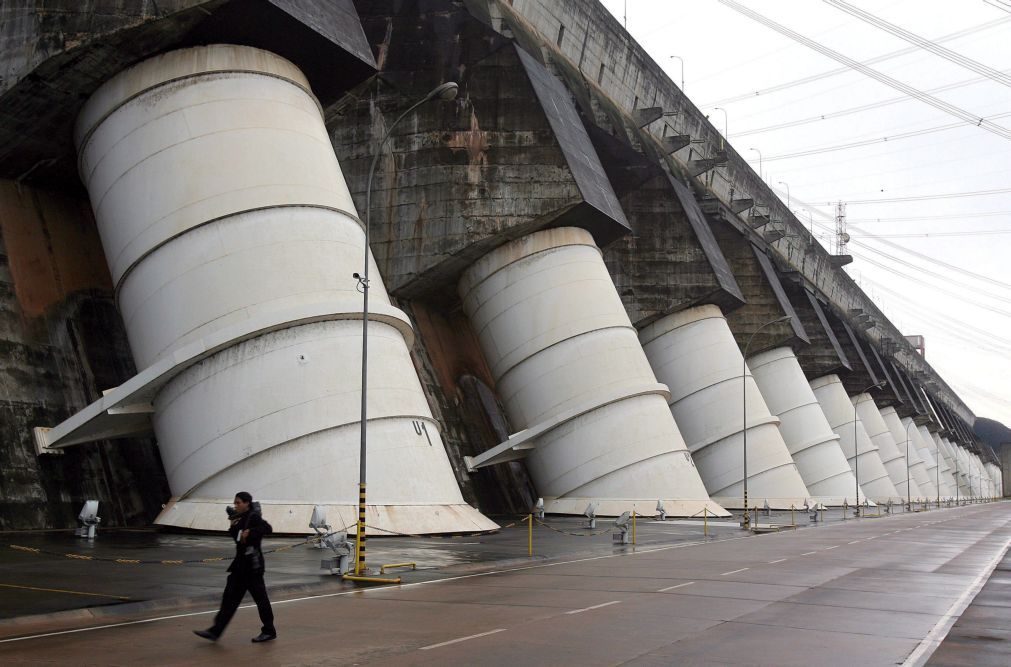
xmin=0 ymin=502 xmax=1007 ymax=665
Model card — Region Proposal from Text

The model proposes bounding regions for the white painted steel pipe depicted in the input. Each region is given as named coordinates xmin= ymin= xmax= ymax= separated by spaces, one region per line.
xmin=810 ymin=375 xmax=897 ymax=503
xmin=915 ymin=425 xmax=943 ymax=501
xmin=639 ymin=307 xmax=811 ymax=508
xmin=936 ymin=437 xmax=960 ymax=498
xmin=928 ymin=432 xmax=954 ymax=498
xmin=878 ymin=406 xmax=924 ymax=502
xmin=459 ymin=227 xmax=725 ymax=517
xmin=853 ymin=394 xmax=917 ymax=502
xmin=748 ymin=347 xmax=860 ymax=504
xmin=75 ymin=45 xmax=496 ymax=534
xmin=900 ymin=418 xmax=937 ymax=500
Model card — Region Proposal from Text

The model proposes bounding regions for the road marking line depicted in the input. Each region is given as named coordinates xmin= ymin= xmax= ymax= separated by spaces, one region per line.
xmin=0 ymin=583 xmax=131 ymax=601
xmin=848 ymin=540 xmax=862 ymax=544
xmin=767 ymin=558 xmax=787 ymax=564
xmin=801 ymin=551 xmax=817 ymax=556
xmin=720 ymin=568 xmax=749 ymax=576
xmin=823 ymin=546 xmax=839 ymax=550
xmin=657 ymin=582 xmax=694 ymax=592
xmin=902 ymin=535 xmax=1011 ymax=667
xmin=565 ymin=600 xmax=622 ymax=615
xmin=420 ymin=628 xmax=507 ymax=650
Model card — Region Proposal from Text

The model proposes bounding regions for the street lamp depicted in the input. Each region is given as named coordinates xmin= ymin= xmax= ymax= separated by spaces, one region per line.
xmin=853 ymin=380 xmax=886 ymax=517
xmin=748 ymin=147 xmax=763 ymax=181
xmin=904 ymin=419 xmax=916 ymax=512
xmin=669 ymin=55 xmax=684 ymax=93
xmin=352 ymin=81 xmax=459 ymax=577
xmin=713 ymin=106 xmax=728 ymax=149
xmin=741 ymin=314 xmax=792 ymax=529
xmin=777 ymin=181 xmax=790 ymax=210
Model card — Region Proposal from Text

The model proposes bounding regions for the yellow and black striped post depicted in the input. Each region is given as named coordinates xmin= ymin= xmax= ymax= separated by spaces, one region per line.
xmin=355 ymin=482 xmax=367 ymax=575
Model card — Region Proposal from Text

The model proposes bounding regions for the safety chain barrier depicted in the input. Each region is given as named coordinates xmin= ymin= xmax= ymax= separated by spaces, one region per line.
xmin=532 ymin=517 xmax=612 ymax=537
xmin=2 ymin=533 xmax=332 ymax=566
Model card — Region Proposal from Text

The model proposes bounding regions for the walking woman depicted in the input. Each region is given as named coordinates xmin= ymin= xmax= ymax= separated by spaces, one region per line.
xmin=194 ymin=492 xmax=277 ymax=642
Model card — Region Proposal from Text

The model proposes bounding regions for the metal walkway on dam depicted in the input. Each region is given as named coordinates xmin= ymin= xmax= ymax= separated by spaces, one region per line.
xmin=1 ymin=502 xmax=1008 ymax=666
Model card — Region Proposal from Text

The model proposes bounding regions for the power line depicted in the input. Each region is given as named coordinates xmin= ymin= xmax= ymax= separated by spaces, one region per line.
xmin=848 ymin=239 xmax=1011 ymax=304
xmin=717 ymin=0 xmax=1011 ymax=140
xmin=788 ymin=193 xmax=1011 ymax=290
xmin=824 ymin=0 xmax=1011 ymax=87
xmin=762 ymin=111 xmax=1011 ymax=162
xmin=849 ymin=210 xmax=1011 ymax=223
xmin=733 ymin=70 xmax=1008 ymax=138
xmin=699 ymin=16 xmax=1011 ymax=107
xmin=806 ymin=186 xmax=1011 ymax=205
xmin=851 ymin=229 xmax=1011 ymax=238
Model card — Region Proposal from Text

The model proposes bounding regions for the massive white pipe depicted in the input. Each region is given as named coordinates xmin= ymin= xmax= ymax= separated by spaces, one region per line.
xmin=749 ymin=347 xmax=862 ymax=504
xmin=935 ymin=437 xmax=959 ymax=498
xmin=853 ymin=394 xmax=917 ymax=503
xmin=927 ymin=432 xmax=954 ymax=498
xmin=74 ymin=45 xmax=496 ymax=533
xmin=915 ymin=425 xmax=943 ymax=500
xmin=639 ymin=307 xmax=811 ymax=508
xmin=970 ymin=452 xmax=985 ymax=497
xmin=810 ymin=375 xmax=897 ymax=503
xmin=953 ymin=444 xmax=971 ymax=497
xmin=458 ymin=227 xmax=724 ymax=517
xmin=900 ymin=418 xmax=938 ymax=499
xmin=877 ymin=406 xmax=924 ymax=501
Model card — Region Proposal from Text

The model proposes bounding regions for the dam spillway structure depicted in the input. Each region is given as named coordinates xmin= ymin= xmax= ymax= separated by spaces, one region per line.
xmin=638 ymin=306 xmax=811 ymax=508
xmin=460 ymin=228 xmax=726 ymax=517
xmin=744 ymin=346 xmax=859 ymax=505
xmin=810 ymin=374 xmax=897 ymax=503
xmin=44 ymin=45 xmax=496 ymax=534
xmin=0 ymin=0 xmax=992 ymax=530
xmin=853 ymin=393 xmax=918 ymax=502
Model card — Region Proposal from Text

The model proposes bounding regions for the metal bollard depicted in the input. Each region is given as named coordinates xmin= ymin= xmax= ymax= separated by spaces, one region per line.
xmin=527 ymin=513 xmax=533 ymax=557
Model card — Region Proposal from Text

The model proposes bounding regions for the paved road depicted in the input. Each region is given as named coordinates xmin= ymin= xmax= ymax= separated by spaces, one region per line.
xmin=0 ymin=503 xmax=1007 ymax=666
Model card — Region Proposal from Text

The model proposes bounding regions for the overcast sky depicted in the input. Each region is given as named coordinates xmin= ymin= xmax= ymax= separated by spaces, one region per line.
xmin=599 ymin=0 xmax=1011 ymax=427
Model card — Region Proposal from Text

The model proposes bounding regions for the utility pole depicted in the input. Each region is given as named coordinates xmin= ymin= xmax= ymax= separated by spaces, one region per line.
xmin=835 ymin=201 xmax=849 ymax=255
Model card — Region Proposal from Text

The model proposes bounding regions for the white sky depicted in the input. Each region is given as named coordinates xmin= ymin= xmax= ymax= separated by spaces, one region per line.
xmin=600 ymin=0 xmax=1011 ymax=427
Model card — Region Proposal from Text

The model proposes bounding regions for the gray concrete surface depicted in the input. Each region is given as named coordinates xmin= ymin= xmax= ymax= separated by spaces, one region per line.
xmin=0 ymin=501 xmax=1006 ymax=665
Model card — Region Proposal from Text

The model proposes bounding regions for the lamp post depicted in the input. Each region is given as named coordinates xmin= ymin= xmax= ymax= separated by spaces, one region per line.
xmin=904 ymin=419 xmax=915 ymax=512
xmin=853 ymin=380 xmax=886 ymax=517
xmin=748 ymin=147 xmax=763 ymax=181
xmin=669 ymin=55 xmax=684 ymax=92
xmin=777 ymin=181 xmax=790 ymax=210
xmin=352 ymin=81 xmax=459 ymax=577
xmin=954 ymin=449 xmax=959 ymax=506
xmin=936 ymin=444 xmax=940 ymax=508
xmin=713 ymin=106 xmax=728 ymax=149
xmin=741 ymin=314 xmax=792 ymax=529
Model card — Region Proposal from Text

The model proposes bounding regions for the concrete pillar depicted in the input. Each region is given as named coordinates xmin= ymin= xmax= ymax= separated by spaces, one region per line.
xmin=810 ymin=374 xmax=897 ymax=503
xmin=853 ymin=394 xmax=918 ymax=503
xmin=749 ymin=347 xmax=862 ymax=504
xmin=900 ymin=418 xmax=938 ymax=500
xmin=639 ymin=306 xmax=811 ymax=508
xmin=953 ymin=444 xmax=971 ymax=498
xmin=75 ymin=45 xmax=496 ymax=533
xmin=459 ymin=227 xmax=724 ymax=517
xmin=878 ymin=406 xmax=924 ymax=502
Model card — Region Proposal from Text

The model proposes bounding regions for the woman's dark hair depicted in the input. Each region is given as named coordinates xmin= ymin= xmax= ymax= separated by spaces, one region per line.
xmin=235 ymin=491 xmax=253 ymax=504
